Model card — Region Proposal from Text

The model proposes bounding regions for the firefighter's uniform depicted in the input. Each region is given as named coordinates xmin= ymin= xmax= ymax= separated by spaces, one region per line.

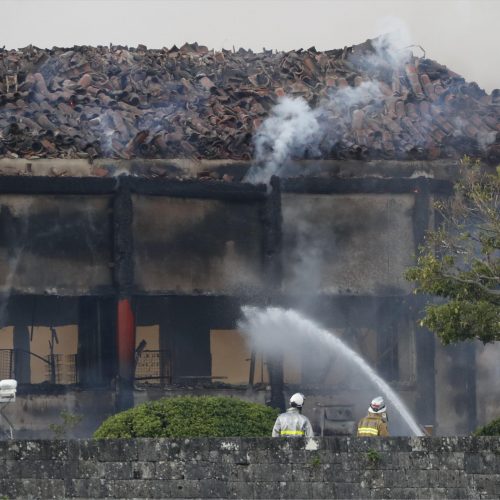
xmin=272 ymin=407 xmax=314 ymax=437
xmin=357 ymin=413 xmax=389 ymax=437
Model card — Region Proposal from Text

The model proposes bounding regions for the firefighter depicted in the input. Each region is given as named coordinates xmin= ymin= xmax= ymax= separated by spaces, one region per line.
xmin=357 ymin=396 xmax=389 ymax=437
xmin=272 ymin=392 xmax=314 ymax=437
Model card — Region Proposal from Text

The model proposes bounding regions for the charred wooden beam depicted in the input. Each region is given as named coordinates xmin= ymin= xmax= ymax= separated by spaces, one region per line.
xmin=262 ymin=175 xmax=283 ymax=290
xmin=0 ymin=175 xmax=116 ymax=194
xmin=412 ymin=178 xmax=436 ymax=428
xmin=282 ymin=176 xmax=453 ymax=195
xmin=128 ymin=177 xmax=267 ymax=200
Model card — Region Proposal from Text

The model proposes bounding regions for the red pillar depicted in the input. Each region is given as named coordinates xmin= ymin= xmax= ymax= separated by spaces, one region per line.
xmin=117 ymin=298 xmax=135 ymax=384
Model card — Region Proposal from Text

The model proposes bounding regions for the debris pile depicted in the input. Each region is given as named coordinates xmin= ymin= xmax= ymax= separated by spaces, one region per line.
xmin=0 ymin=41 xmax=499 ymax=163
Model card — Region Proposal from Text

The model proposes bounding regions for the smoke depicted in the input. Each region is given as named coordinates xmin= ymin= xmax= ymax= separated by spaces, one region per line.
xmin=244 ymin=81 xmax=384 ymax=184
xmin=370 ymin=16 xmax=413 ymax=69
xmin=475 ymin=341 xmax=500 ymax=427
xmin=244 ymin=97 xmax=321 ymax=184
xmin=244 ymin=16 xmax=496 ymax=185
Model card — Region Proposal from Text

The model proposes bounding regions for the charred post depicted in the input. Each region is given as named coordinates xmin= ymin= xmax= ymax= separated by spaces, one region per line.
xmin=412 ymin=177 xmax=436 ymax=428
xmin=113 ymin=177 xmax=135 ymax=410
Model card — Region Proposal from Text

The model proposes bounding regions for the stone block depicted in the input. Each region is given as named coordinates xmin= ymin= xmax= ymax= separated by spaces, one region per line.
xmin=372 ymin=469 xmax=404 ymax=488
xmin=69 ymin=459 xmax=99 ymax=478
xmin=182 ymin=461 xmax=218 ymax=480
xmin=198 ymin=479 xmax=231 ymax=498
xmin=469 ymin=473 xmax=500 ymax=497
xmin=64 ymin=478 xmax=108 ymax=498
xmin=227 ymin=480 xmax=255 ymax=499
xmin=360 ymin=469 xmax=387 ymax=489
xmin=350 ymin=438 xmax=383 ymax=452
xmin=379 ymin=437 xmax=412 ymax=452
xmin=136 ymin=438 xmax=171 ymax=461
xmin=0 ymin=459 xmax=21 ymax=479
xmin=272 ymin=481 xmax=310 ymax=500
xmin=0 ymin=441 xmax=46 ymax=461
xmin=445 ymin=487 xmax=471 ymax=499
xmin=97 ymin=461 xmax=132 ymax=479
xmin=395 ymin=452 xmax=411 ymax=468
xmin=408 ymin=451 xmax=432 ymax=470
xmin=218 ymin=462 xmax=241 ymax=481
xmin=168 ymin=479 xmax=203 ymax=498
xmin=323 ymin=437 xmax=349 ymax=453
xmin=239 ymin=462 xmax=292 ymax=482
xmin=440 ymin=452 xmax=465 ymax=470
xmin=324 ymin=468 xmax=359 ymax=483
xmin=155 ymin=460 xmax=186 ymax=480
xmin=132 ymin=479 xmax=179 ymax=499
xmin=37 ymin=440 xmax=70 ymax=460
xmin=341 ymin=452 xmax=361 ymax=471
xmin=19 ymin=478 xmax=65 ymax=498
xmin=252 ymin=481 xmax=282 ymax=499
xmin=70 ymin=440 xmax=100 ymax=461
xmin=311 ymin=481 xmax=337 ymax=499
xmin=405 ymin=469 xmax=434 ymax=488
xmin=0 ymin=479 xmax=21 ymax=497
xmin=388 ymin=487 xmax=420 ymax=499
xmin=370 ymin=487 xmax=393 ymax=499
xmin=19 ymin=459 xmax=68 ymax=479
xmin=428 ymin=487 xmax=448 ymax=498
xmin=95 ymin=439 xmax=139 ymax=462
xmin=464 ymin=453 xmax=496 ymax=474
xmin=291 ymin=463 xmax=324 ymax=482
xmin=247 ymin=447 xmax=295 ymax=465
xmin=408 ymin=436 xmax=433 ymax=452
xmin=440 ymin=470 xmax=468 ymax=488
xmin=335 ymin=482 xmax=363 ymax=498
xmin=179 ymin=437 xmax=211 ymax=461
xmin=132 ymin=461 xmax=156 ymax=480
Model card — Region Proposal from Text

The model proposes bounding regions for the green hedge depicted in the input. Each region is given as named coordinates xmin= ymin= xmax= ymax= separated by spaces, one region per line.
xmin=474 ymin=416 xmax=500 ymax=436
xmin=94 ymin=396 xmax=279 ymax=439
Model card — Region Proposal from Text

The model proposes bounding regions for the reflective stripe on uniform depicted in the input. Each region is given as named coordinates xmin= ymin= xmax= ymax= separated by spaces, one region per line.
xmin=280 ymin=430 xmax=305 ymax=436
xmin=357 ymin=427 xmax=379 ymax=436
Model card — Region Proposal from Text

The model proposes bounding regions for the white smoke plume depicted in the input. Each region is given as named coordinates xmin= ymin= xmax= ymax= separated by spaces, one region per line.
xmin=369 ymin=16 xmax=413 ymax=69
xmin=244 ymin=96 xmax=321 ymax=184
xmin=245 ymin=81 xmax=384 ymax=184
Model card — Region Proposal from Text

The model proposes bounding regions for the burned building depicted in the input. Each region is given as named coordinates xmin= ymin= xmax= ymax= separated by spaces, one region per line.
xmin=0 ymin=39 xmax=499 ymax=437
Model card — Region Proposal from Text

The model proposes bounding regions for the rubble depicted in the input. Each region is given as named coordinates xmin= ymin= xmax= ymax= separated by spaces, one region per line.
xmin=0 ymin=40 xmax=499 ymax=165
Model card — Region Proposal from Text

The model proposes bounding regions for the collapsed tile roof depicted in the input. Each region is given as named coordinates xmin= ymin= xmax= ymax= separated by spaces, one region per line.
xmin=0 ymin=40 xmax=499 ymax=164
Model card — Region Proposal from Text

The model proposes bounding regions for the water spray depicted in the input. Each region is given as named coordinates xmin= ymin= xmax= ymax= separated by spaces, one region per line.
xmin=238 ymin=306 xmax=424 ymax=436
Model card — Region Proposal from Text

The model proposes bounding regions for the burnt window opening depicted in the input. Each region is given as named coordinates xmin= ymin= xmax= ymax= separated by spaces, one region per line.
xmin=0 ymin=296 xmax=117 ymax=390
xmin=210 ymin=329 xmax=269 ymax=387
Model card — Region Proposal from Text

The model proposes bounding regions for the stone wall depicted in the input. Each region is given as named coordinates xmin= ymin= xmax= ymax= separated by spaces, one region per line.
xmin=0 ymin=437 xmax=498 ymax=499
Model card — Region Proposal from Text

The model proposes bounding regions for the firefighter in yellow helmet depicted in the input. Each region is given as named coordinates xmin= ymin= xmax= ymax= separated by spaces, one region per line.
xmin=272 ymin=393 xmax=314 ymax=437
xmin=357 ymin=396 xmax=389 ymax=437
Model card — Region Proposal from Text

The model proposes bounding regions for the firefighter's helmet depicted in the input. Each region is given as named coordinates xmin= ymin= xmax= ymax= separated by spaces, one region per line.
xmin=290 ymin=393 xmax=305 ymax=408
xmin=368 ymin=396 xmax=386 ymax=414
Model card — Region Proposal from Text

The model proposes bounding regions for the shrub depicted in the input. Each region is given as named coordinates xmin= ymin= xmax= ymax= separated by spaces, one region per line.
xmin=474 ymin=416 xmax=500 ymax=436
xmin=94 ymin=396 xmax=279 ymax=439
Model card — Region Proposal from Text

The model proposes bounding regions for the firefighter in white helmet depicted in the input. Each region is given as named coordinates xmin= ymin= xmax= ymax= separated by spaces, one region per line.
xmin=356 ymin=396 xmax=389 ymax=437
xmin=272 ymin=393 xmax=314 ymax=437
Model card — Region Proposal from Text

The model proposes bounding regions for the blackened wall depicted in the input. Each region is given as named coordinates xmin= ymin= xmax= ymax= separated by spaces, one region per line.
xmin=133 ymin=196 xmax=265 ymax=294
xmin=0 ymin=194 xmax=112 ymax=295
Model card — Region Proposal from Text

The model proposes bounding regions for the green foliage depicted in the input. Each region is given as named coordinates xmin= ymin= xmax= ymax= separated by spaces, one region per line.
xmin=405 ymin=157 xmax=500 ymax=344
xmin=93 ymin=396 xmax=279 ymax=439
xmin=310 ymin=454 xmax=321 ymax=467
xmin=49 ymin=410 xmax=83 ymax=438
xmin=474 ymin=416 xmax=500 ymax=436
xmin=366 ymin=449 xmax=381 ymax=464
